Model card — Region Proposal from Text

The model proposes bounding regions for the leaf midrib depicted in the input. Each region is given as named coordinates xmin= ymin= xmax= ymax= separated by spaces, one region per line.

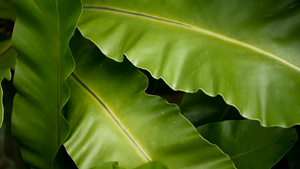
xmin=83 ymin=6 xmax=300 ymax=71
xmin=71 ymin=73 xmax=151 ymax=162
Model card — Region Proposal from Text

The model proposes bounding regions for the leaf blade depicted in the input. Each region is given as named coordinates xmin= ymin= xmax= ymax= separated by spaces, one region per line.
xmin=198 ymin=120 xmax=298 ymax=169
xmin=78 ymin=0 xmax=300 ymax=127
xmin=11 ymin=0 xmax=81 ymax=167
xmin=64 ymin=41 xmax=235 ymax=169
xmin=0 ymin=38 xmax=16 ymax=128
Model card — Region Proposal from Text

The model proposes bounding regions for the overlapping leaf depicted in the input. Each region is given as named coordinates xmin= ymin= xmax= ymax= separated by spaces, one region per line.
xmin=64 ymin=37 xmax=235 ymax=169
xmin=11 ymin=0 xmax=81 ymax=168
xmin=77 ymin=0 xmax=300 ymax=127
xmin=0 ymin=38 xmax=16 ymax=127
xmin=198 ymin=120 xmax=298 ymax=169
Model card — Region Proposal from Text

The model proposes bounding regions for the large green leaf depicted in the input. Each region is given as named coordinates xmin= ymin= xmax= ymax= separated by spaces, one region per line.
xmin=77 ymin=0 xmax=300 ymax=127
xmin=11 ymin=0 xmax=81 ymax=168
xmin=0 ymin=38 xmax=16 ymax=128
xmin=198 ymin=120 xmax=298 ymax=169
xmin=64 ymin=40 xmax=235 ymax=169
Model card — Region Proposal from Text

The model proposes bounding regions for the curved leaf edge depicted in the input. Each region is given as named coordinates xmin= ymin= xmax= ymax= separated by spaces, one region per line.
xmin=68 ymin=34 xmax=236 ymax=168
xmin=11 ymin=0 xmax=82 ymax=167
xmin=0 ymin=42 xmax=16 ymax=128
xmin=198 ymin=119 xmax=298 ymax=168
xmin=75 ymin=28 xmax=270 ymax=129
xmin=60 ymin=0 xmax=83 ymax=145
xmin=123 ymin=58 xmax=299 ymax=129
xmin=81 ymin=33 xmax=295 ymax=128
xmin=76 ymin=3 xmax=300 ymax=128
xmin=134 ymin=58 xmax=236 ymax=168
xmin=52 ymin=0 xmax=84 ymax=167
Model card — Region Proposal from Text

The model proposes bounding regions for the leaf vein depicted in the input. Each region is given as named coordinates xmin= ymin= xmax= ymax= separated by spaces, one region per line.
xmin=71 ymin=73 xmax=151 ymax=162
xmin=83 ymin=6 xmax=300 ymax=71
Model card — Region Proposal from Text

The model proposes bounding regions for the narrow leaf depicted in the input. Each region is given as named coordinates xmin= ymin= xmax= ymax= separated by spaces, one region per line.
xmin=198 ymin=120 xmax=298 ymax=169
xmin=11 ymin=0 xmax=81 ymax=168
xmin=64 ymin=43 xmax=235 ymax=169
xmin=77 ymin=0 xmax=300 ymax=127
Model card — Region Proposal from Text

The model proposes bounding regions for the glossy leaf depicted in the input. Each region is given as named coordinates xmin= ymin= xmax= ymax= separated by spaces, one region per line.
xmin=180 ymin=90 xmax=242 ymax=127
xmin=11 ymin=0 xmax=81 ymax=168
xmin=0 ymin=38 xmax=16 ymax=127
xmin=64 ymin=42 xmax=235 ymax=169
xmin=77 ymin=0 xmax=300 ymax=127
xmin=198 ymin=120 xmax=298 ymax=169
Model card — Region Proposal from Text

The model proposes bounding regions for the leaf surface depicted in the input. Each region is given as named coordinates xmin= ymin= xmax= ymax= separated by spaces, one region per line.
xmin=11 ymin=0 xmax=81 ymax=168
xmin=0 ymin=38 xmax=16 ymax=127
xmin=64 ymin=40 xmax=235 ymax=169
xmin=77 ymin=0 xmax=300 ymax=127
xmin=90 ymin=162 xmax=125 ymax=169
xmin=0 ymin=0 xmax=16 ymax=21
xmin=90 ymin=161 xmax=167 ymax=169
xmin=133 ymin=161 xmax=169 ymax=169
xmin=198 ymin=120 xmax=298 ymax=169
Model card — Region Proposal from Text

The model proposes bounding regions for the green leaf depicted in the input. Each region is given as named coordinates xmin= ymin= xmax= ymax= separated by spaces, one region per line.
xmin=90 ymin=161 xmax=168 ymax=169
xmin=0 ymin=38 xmax=16 ymax=128
xmin=90 ymin=162 xmax=125 ymax=169
xmin=64 ymin=40 xmax=235 ymax=169
xmin=180 ymin=90 xmax=242 ymax=127
xmin=134 ymin=161 xmax=168 ymax=169
xmin=0 ymin=0 xmax=16 ymax=21
xmin=198 ymin=120 xmax=298 ymax=169
xmin=11 ymin=0 xmax=81 ymax=168
xmin=77 ymin=0 xmax=300 ymax=127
